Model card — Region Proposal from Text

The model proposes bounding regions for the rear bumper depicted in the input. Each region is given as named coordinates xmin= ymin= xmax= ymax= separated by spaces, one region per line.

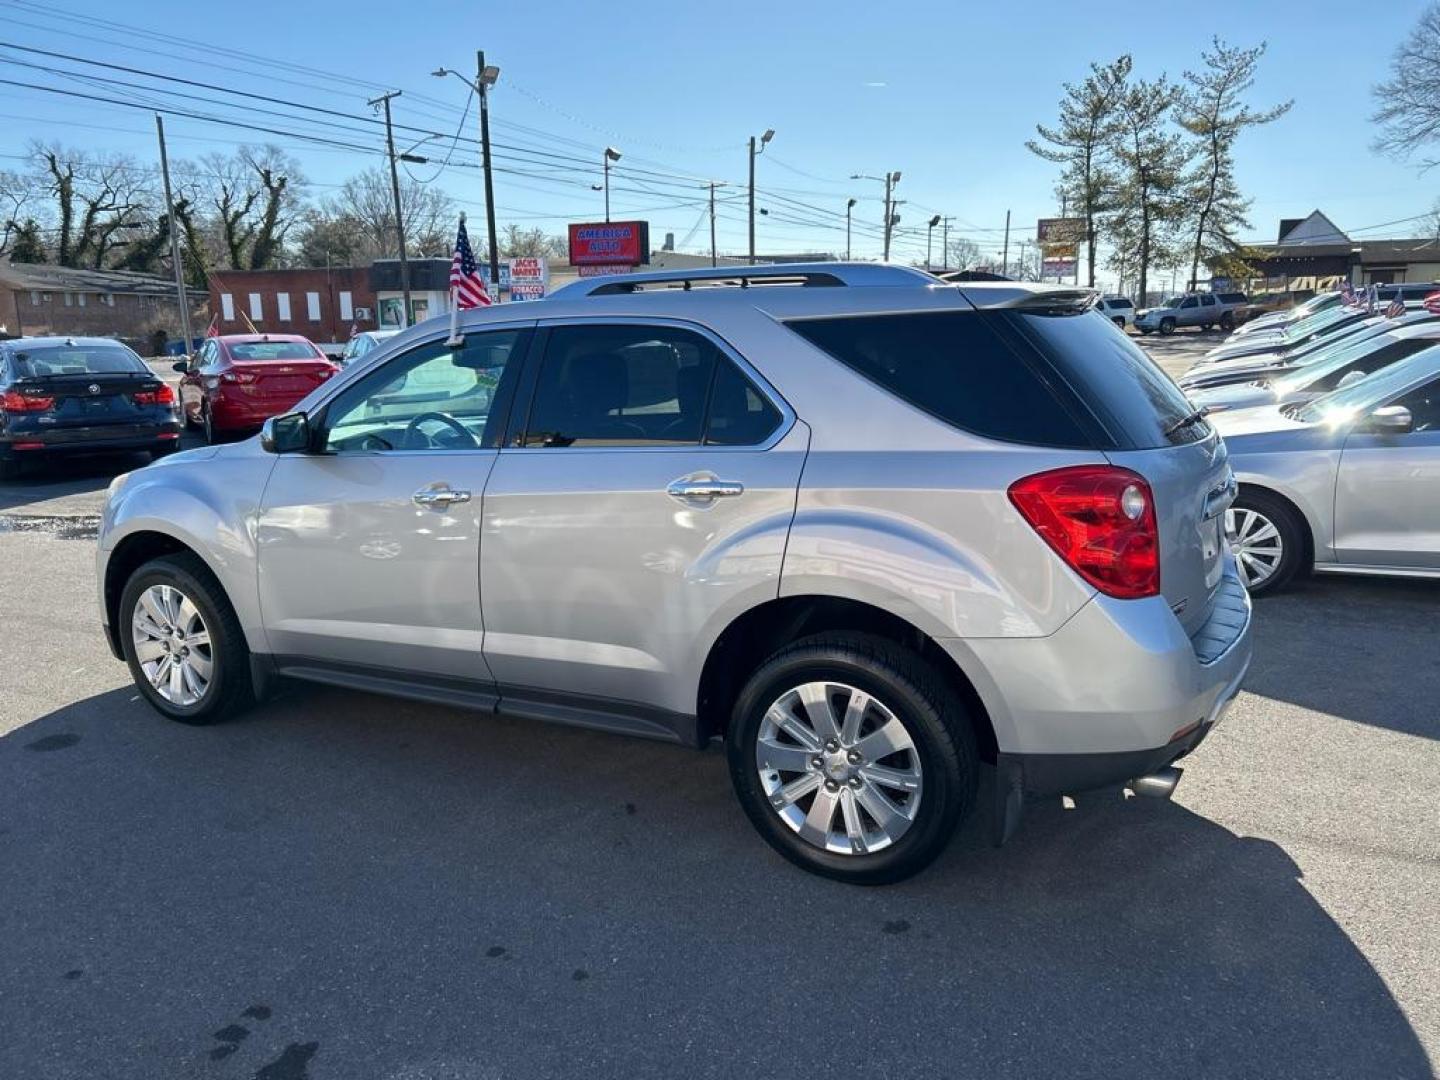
xmin=1 ymin=421 xmax=180 ymax=456
xmin=946 ymin=559 xmax=1252 ymax=791
xmin=209 ymin=394 xmax=306 ymax=430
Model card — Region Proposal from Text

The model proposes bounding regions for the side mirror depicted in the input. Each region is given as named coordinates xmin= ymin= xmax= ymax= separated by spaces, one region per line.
xmin=172 ymin=360 xmax=190 ymax=374
xmin=1364 ymin=405 xmax=1413 ymax=434
xmin=260 ymin=411 xmax=311 ymax=454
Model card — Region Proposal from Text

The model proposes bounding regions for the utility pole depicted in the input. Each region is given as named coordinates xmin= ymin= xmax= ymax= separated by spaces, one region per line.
xmin=706 ymin=181 xmax=726 ymax=267
xmin=602 ymin=146 xmax=621 ymax=222
xmin=845 ymin=198 xmax=857 ymax=261
xmin=369 ymin=90 xmax=411 ymax=327
xmin=926 ymin=215 xmax=941 ymax=271
xmin=941 ymin=217 xmax=951 ymax=270
xmin=1001 ymin=209 xmax=1011 ymax=275
xmin=747 ymin=128 xmax=774 ymax=265
xmin=882 ymin=170 xmax=901 ymax=262
xmin=154 ymin=114 xmax=194 ymax=353
xmin=476 ymin=51 xmax=501 ymax=289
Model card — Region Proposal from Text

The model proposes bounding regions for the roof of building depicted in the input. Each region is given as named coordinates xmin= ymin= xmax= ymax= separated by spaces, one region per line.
xmin=0 ymin=259 xmax=205 ymax=298
xmin=1277 ymin=210 xmax=1350 ymax=247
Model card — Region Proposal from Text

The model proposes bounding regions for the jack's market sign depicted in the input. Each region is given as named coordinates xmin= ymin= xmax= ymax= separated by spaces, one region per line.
xmin=568 ymin=220 xmax=650 ymax=266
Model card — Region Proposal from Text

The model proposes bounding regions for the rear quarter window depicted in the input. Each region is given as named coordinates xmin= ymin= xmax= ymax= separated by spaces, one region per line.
xmin=785 ymin=311 xmax=1094 ymax=448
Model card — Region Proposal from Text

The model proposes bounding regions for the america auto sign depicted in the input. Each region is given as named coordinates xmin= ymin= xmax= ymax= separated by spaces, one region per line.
xmin=567 ymin=221 xmax=651 ymax=266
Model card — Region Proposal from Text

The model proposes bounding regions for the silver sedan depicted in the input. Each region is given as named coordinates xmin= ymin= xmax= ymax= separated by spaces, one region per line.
xmin=1213 ymin=348 xmax=1440 ymax=593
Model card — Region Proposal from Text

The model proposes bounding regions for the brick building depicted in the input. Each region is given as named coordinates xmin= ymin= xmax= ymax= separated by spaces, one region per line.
xmin=207 ymin=266 xmax=376 ymax=352
xmin=0 ymin=260 xmax=206 ymax=352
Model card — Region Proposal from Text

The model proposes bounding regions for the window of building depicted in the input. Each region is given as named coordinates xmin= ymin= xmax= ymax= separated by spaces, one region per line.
xmin=339 ymin=290 xmax=354 ymax=320
xmin=63 ymin=292 xmax=73 ymax=307
xmin=248 ymin=293 xmax=263 ymax=320
xmin=306 ymin=292 xmax=321 ymax=321
xmin=29 ymin=291 xmax=39 ymax=306
xmin=221 ymin=293 xmax=235 ymax=321
xmin=102 ymin=293 xmax=114 ymax=307
xmin=77 ymin=292 xmax=86 ymax=307
xmin=277 ymin=293 xmax=292 ymax=321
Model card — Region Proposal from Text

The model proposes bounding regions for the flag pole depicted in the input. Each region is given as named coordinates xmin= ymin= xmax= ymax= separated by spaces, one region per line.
xmin=446 ymin=212 xmax=465 ymax=347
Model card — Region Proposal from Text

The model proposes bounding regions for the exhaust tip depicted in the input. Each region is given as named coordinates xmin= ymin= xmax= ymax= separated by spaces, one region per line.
xmin=1128 ymin=765 xmax=1182 ymax=800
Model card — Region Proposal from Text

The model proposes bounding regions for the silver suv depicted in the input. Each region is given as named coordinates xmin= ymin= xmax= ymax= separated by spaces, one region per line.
xmin=96 ymin=264 xmax=1252 ymax=883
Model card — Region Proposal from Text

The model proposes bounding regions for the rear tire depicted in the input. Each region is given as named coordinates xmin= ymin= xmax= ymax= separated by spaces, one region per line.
xmin=1112 ymin=317 xmax=1126 ymax=329
xmin=202 ymin=404 xmax=218 ymax=445
xmin=1160 ymin=317 xmax=1176 ymax=336
xmin=726 ymin=632 xmax=978 ymax=885
xmin=1227 ymin=490 xmax=1308 ymax=596
xmin=1220 ymin=312 xmax=1236 ymax=330
xmin=120 ymin=553 xmax=253 ymax=724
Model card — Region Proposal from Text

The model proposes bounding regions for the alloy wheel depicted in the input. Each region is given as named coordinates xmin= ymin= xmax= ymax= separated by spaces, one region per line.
xmin=755 ymin=681 xmax=922 ymax=856
xmin=131 ymin=583 xmax=214 ymax=707
xmin=1226 ymin=506 xmax=1284 ymax=589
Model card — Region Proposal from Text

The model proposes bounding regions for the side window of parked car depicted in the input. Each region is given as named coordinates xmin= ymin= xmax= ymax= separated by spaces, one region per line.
xmin=1390 ymin=378 xmax=1440 ymax=433
xmin=521 ymin=324 xmax=779 ymax=448
xmin=1179 ymin=297 xmax=1198 ymax=309
xmin=1200 ymin=295 xmax=1217 ymax=307
xmin=321 ymin=331 xmax=522 ymax=452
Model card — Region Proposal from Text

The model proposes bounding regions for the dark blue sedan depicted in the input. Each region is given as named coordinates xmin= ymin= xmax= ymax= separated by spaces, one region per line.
xmin=0 ymin=336 xmax=182 ymax=479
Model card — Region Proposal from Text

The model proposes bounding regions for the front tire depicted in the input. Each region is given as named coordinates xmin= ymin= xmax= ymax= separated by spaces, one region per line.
xmin=726 ymin=633 xmax=977 ymax=885
xmin=1226 ymin=490 xmax=1308 ymax=595
xmin=120 ymin=553 xmax=253 ymax=724
xmin=1159 ymin=317 xmax=1176 ymax=336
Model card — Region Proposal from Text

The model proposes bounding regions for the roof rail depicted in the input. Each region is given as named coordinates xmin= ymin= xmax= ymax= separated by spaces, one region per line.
xmin=553 ymin=261 xmax=936 ymax=298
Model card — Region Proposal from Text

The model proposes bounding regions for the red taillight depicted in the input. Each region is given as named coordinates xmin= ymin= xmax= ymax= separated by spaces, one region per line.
xmin=221 ymin=370 xmax=256 ymax=384
xmin=1 ymin=390 xmax=54 ymax=412
xmin=1008 ymin=465 xmax=1160 ymax=599
xmin=133 ymin=384 xmax=176 ymax=406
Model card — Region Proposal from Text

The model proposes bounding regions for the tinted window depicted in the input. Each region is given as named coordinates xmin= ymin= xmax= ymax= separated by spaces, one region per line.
xmin=323 ymin=331 xmax=520 ymax=451
xmin=1200 ymin=295 xmax=1217 ymax=307
xmin=1392 ymin=377 xmax=1440 ymax=432
xmin=525 ymin=324 xmax=723 ymax=447
xmin=787 ymin=311 xmax=1092 ymax=448
xmin=1110 ymin=298 xmax=1134 ymax=309
xmin=1306 ymin=338 xmax=1434 ymax=392
xmin=1179 ymin=297 xmax=1198 ymax=309
xmin=228 ymin=341 xmax=322 ymax=361
xmin=1218 ymin=292 xmax=1247 ymax=304
xmin=706 ymin=358 xmax=782 ymax=445
xmin=12 ymin=344 xmax=145 ymax=376
xmin=1015 ymin=310 xmax=1206 ymax=448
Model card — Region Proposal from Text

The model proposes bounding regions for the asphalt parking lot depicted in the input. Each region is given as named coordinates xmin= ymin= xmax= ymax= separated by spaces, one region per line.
xmin=1 ymin=332 xmax=1436 ymax=1079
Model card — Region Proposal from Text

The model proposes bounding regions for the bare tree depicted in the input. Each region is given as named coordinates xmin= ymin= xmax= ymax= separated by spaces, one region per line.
xmin=500 ymin=223 xmax=566 ymax=258
xmin=295 ymin=168 xmax=455 ymax=266
xmin=1110 ymin=75 xmax=1188 ymax=302
xmin=0 ymin=169 xmax=38 ymax=256
xmin=945 ymin=236 xmax=983 ymax=270
xmin=196 ymin=145 xmax=306 ymax=270
xmin=1027 ymin=55 xmax=1132 ymax=287
xmin=1178 ymin=39 xmax=1291 ymax=289
xmin=1373 ymin=3 xmax=1440 ymax=169
xmin=27 ymin=143 xmax=155 ymax=268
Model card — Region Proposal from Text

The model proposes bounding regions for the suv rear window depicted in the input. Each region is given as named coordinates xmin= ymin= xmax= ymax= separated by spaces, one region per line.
xmin=1107 ymin=298 xmax=1134 ymax=309
xmin=1217 ymin=292 xmax=1248 ymax=304
xmin=228 ymin=341 xmax=322 ymax=361
xmin=786 ymin=311 xmax=1092 ymax=448
xmin=1013 ymin=311 xmax=1208 ymax=448
xmin=11 ymin=344 xmax=146 ymax=377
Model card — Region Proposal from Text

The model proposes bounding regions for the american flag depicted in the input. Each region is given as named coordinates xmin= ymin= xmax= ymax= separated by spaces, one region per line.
xmin=1424 ymin=291 xmax=1440 ymax=315
xmin=450 ymin=216 xmax=492 ymax=308
xmin=204 ymin=314 xmax=219 ymax=338
xmin=1365 ymin=284 xmax=1379 ymax=313
xmin=1384 ymin=296 xmax=1406 ymax=318
xmin=1341 ymin=280 xmax=1357 ymax=306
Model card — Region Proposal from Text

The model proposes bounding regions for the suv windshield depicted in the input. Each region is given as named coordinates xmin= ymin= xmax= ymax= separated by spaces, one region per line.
xmin=11 ymin=344 xmax=146 ymax=377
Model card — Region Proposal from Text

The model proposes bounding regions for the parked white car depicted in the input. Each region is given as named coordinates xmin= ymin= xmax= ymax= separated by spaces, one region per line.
xmin=1094 ymin=295 xmax=1136 ymax=329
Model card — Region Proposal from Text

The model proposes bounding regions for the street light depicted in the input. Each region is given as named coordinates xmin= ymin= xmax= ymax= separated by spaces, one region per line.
xmin=850 ymin=170 xmax=902 ymax=260
xmin=433 ymin=54 xmax=502 ymax=286
xmin=747 ymin=127 xmax=774 ymax=265
xmin=845 ymin=197 xmax=857 ymax=261
xmin=602 ymin=146 xmax=622 ymax=222
xmin=926 ymin=214 xmax=941 ymax=270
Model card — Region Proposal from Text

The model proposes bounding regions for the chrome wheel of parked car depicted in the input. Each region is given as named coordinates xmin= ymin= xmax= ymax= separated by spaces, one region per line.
xmin=131 ymin=584 xmax=213 ymax=707
xmin=1226 ymin=506 xmax=1284 ymax=590
xmin=756 ymin=680 xmax=923 ymax=855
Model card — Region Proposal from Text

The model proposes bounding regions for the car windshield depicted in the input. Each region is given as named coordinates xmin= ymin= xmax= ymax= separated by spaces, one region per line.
xmin=1273 ymin=335 xmax=1436 ymax=396
xmin=11 ymin=344 xmax=146 ymax=377
xmin=1279 ymin=306 xmax=1362 ymax=341
xmin=1295 ymin=348 xmax=1440 ymax=423
xmin=228 ymin=341 xmax=321 ymax=361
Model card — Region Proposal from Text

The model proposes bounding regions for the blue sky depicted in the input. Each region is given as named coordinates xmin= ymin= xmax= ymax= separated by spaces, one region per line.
xmin=1 ymin=0 xmax=1436 ymax=282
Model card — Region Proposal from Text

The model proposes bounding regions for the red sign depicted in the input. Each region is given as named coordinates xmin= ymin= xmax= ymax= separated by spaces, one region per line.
xmin=568 ymin=221 xmax=650 ymax=266
xmin=577 ymin=264 xmax=636 ymax=278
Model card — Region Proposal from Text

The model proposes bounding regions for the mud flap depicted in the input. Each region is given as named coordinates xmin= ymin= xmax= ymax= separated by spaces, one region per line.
xmin=991 ymin=755 xmax=1026 ymax=847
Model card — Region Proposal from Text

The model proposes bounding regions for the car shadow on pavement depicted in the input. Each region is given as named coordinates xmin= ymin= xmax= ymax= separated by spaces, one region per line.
xmin=0 ymin=683 xmax=1431 ymax=1079
xmin=1246 ymin=574 xmax=1440 ymax=741
xmin=0 ymin=451 xmax=150 ymax=515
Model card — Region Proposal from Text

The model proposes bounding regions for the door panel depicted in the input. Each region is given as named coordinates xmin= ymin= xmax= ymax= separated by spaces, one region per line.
xmin=255 ymin=328 xmax=529 ymax=680
xmin=1334 ymin=383 xmax=1440 ymax=567
xmin=480 ymin=319 xmax=806 ymax=720
xmin=480 ymin=429 xmax=808 ymax=716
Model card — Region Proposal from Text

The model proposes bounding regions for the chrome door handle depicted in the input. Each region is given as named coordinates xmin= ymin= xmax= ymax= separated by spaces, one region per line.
xmin=413 ymin=485 xmax=471 ymax=510
xmin=666 ymin=475 xmax=744 ymax=502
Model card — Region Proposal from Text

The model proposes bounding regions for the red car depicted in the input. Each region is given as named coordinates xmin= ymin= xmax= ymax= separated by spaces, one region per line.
xmin=176 ymin=334 xmax=338 ymax=443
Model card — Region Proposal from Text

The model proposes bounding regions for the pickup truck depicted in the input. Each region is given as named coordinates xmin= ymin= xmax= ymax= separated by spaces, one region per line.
xmin=1135 ymin=291 xmax=1249 ymax=335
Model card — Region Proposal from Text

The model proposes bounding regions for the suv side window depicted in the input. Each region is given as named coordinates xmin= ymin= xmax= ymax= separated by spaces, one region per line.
xmin=321 ymin=330 xmax=523 ymax=452
xmin=787 ymin=311 xmax=1093 ymax=448
xmin=1200 ymin=295 xmax=1217 ymax=307
xmin=1179 ymin=297 xmax=1198 ymax=309
xmin=523 ymin=323 xmax=777 ymax=448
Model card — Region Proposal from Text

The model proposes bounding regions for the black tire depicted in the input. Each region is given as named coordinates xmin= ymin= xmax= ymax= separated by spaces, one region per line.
xmin=1159 ymin=317 xmax=1176 ymax=336
xmin=119 ymin=553 xmax=253 ymax=724
xmin=1138 ymin=327 xmax=1153 ymax=336
xmin=1220 ymin=311 xmax=1235 ymax=330
xmin=1228 ymin=489 xmax=1309 ymax=596
xmin=202 ymin=404 xmax=218 ymax=445
xmin=1112 ymin=317 xmax=1126 ymax=329
xmin=726 ymin=632 xmax=978 ymax=885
